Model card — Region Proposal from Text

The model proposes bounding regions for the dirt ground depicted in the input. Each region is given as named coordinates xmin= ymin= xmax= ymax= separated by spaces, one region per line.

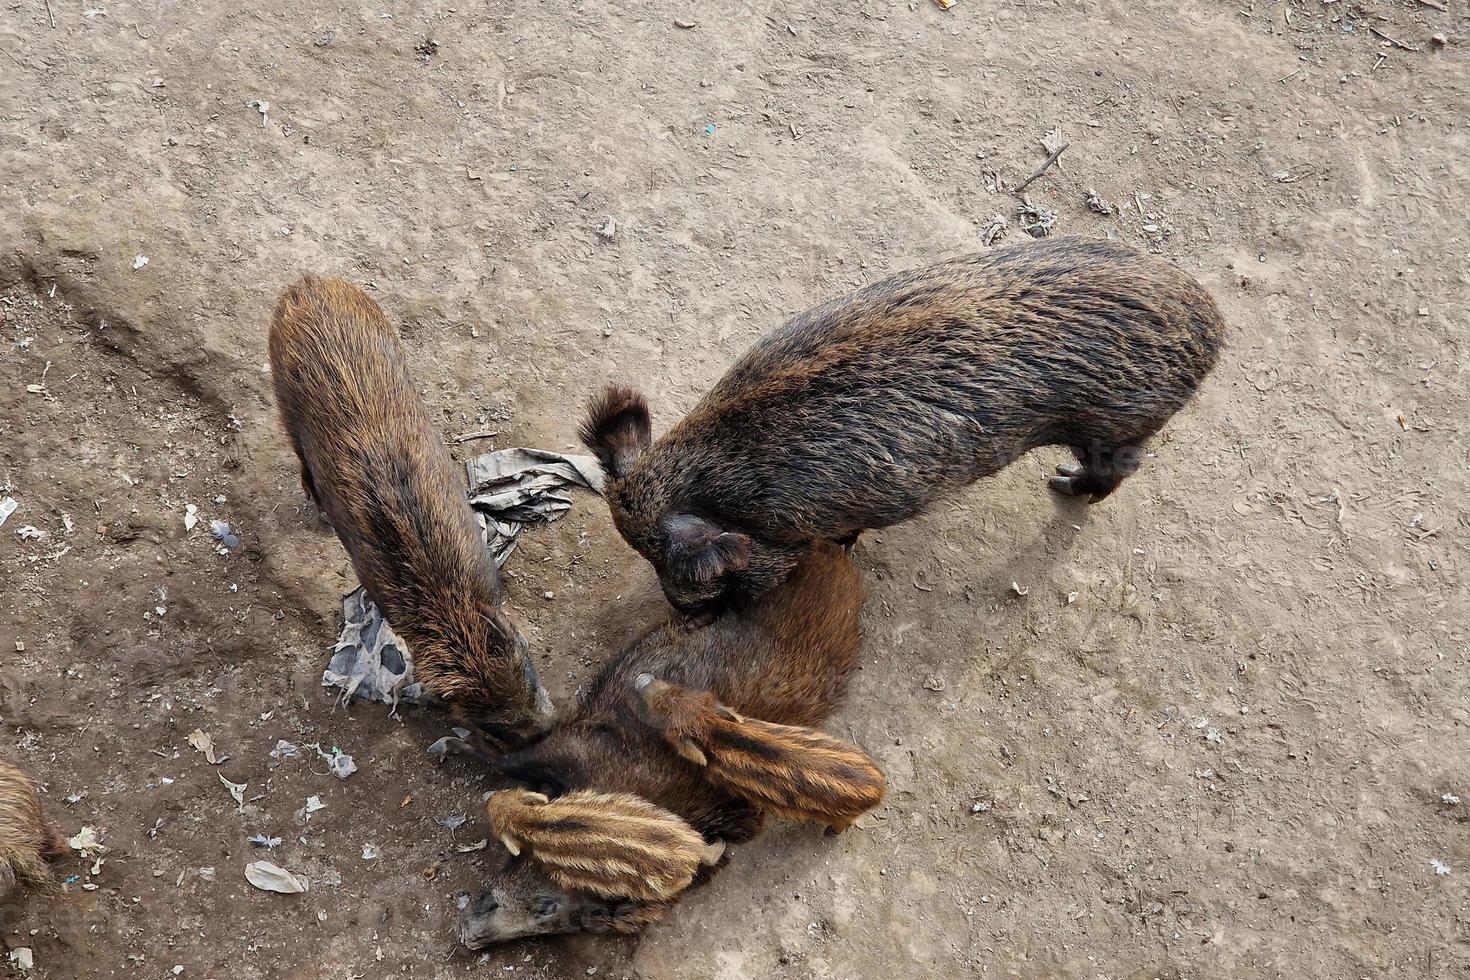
xmin=2 ymin=1 xmax=1467 ymax=977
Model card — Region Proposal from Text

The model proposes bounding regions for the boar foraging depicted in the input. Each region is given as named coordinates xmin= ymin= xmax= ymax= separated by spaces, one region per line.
xmin=581 ymin=236 xmax=1224 ymax=613
xmin=458 ymin=543 xmax=882 ymax=948
xmin=268 ymin=275 xmax=554 ymax=748
xmin=0 ymin=759 xmax=64 ymax=900
xmin=633 ymin=676 xmax=887 ymax=833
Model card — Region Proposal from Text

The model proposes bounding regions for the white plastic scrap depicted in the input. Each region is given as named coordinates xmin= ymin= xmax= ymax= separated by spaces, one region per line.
xmin=322 ymin=591 xmax=418 ymax=707
xmin=361 ymin=843 xmax=381 ymax=860
xmin=298 ymin=795 xmax=327 ymax=823
xmin=244 ymin=861 xmax=309 ymax=894
xmin=1442 ymin=793 xmax=1461 ymax=806
xmin=1432 ymin=858 xmax=1451 ymax=876
xmin=132 ymin=255 xmax=149 ymax=271
xmin=248 ymin=834 xmax=283 ymax=850
xmin=247 ymin=99 xmax=271 ymax=126
xmin=68 ymin=826 xmax=106 ymax=858
xmin=436 ymin=813 xmax=468 ymax=831
xmin=16 ymin=525 xmax=46 ymax=541
xmin=183 ymin=504 xmax=199 ymax=531
xmin=68 ymin=826 xmax=109 ymax=874
xmin=270 ymin=740 xmax=300 ymax=761
xmin=7 ymin=948 xmax=33 ymax=971
xmin=210 ymin=519 xmax=239 ymax=549
xmin=219 ymin=773 xmax=247 ymax=810
xmin=308 ymin=743 xmax=357 ymax=780
xmin=0 ymin=497 xmax=16 ymax=528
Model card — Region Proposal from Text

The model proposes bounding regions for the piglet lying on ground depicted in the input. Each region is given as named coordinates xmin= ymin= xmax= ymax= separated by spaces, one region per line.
xmin=458 ymin=542 xmax=883 ymax=947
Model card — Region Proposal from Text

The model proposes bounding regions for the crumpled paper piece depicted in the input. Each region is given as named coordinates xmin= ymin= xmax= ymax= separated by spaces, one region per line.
xmin=68 ymin=827 xmax=108 ymax=874
xmin=321 ymin=447 xmax=602 ymax=707
xmin=187 ymin=728 xmax=223 ymax=764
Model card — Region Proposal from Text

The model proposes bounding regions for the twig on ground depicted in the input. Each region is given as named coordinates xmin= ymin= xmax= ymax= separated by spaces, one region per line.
xmin=1013 ymin=142 xmax=1070 ymax=194
xmin=1369 ymin=26 xmax=1421 ymax=52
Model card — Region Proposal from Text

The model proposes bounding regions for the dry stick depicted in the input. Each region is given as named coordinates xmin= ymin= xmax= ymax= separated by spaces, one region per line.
xmin=1013 ymin=142 xmax=1070 ymax=194
xmin=44 ymin=0 xmax=55 ymax=28
xmin=1412 ymin=0 xmax=1445 ymax=11
xmin=1369 ymin=26 xmax=1421 ymax=52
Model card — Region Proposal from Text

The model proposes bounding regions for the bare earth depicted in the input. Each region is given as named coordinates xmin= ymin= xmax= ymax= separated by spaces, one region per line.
xmin=2 ymin=1 xmax=1467 ymax=978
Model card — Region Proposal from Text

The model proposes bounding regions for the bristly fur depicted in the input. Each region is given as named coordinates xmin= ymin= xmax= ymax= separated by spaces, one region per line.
xmin=636 ymin=679 xmax=886 ymax=832
xmin=461 ymin=542 xmax=868 ymax=946
xmin=663 ymin=515 xmax=751 ymax=584
xmin=582 ymin=236 xmax=1226 ymax=614
xmin=0 ymin=759 xmax=60 ymax=900
xmin=268 ymin=275 xmax=554 ymax=748
xmin=578 ymin=386 xmax=651 ymax=481
xmin=487 ymin=788 xmax=705 ymax=902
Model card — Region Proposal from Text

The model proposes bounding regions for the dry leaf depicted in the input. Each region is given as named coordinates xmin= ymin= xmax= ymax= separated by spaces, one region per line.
xmin=244 ymin=861 xmax=309 ymax=894
xmin=187 ymin=729 xmax=220 ymax=764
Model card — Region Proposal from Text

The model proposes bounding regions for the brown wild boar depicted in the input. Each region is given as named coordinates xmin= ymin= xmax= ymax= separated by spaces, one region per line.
xmin=581 ymin=236 xmax=1225 ymax=614
xmin=269 ymin=275 xmax=554 ymax=748
xmin=0 ymin=759 xmax=64 ymax=901
xmin=457 ymin=542 xmax=884 ymax=947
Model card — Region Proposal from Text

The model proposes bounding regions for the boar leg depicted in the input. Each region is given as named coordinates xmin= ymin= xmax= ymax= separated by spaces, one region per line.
xmin=1049 ymin=443 xmax=1144 ymax=502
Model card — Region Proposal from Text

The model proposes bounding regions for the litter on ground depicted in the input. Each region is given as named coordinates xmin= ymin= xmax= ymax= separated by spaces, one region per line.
xmin=244 ymin=861 xmax=309 ymax=894
xmin=187 ymin=729 xmax=223 ymax=764
xmin=322 ymin=447 xmax=602 ymax=706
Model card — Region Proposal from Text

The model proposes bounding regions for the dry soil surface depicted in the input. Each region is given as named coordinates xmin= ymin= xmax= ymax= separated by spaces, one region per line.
xmin=2 ymin=1 xmax=1468 ymax=978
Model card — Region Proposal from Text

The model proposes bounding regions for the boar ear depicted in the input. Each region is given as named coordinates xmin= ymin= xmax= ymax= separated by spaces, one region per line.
xmin=664 ymin=514 xmax=751 ymax=583
xmin=579 ymin=386 xmax=651 ymax=481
